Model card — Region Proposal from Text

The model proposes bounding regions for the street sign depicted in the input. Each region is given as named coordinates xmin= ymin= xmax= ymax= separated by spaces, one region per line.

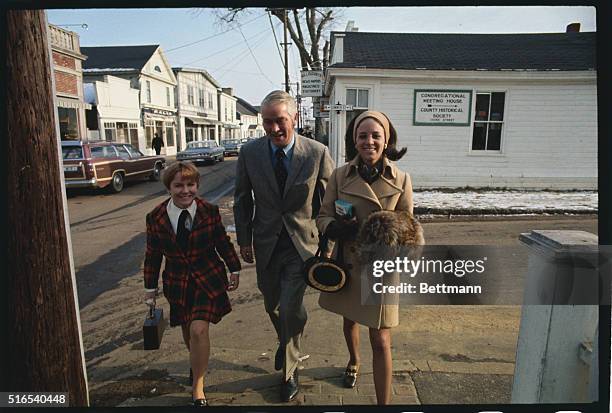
xmin=314 ymin=97 xmax=329 ymax=118
xmin=323 ymin=104 xmax=354 ymax=111
xmin=301 ymin=70 xmax=324 ymax=97
xmin=413 ymin=90 xmax=472 ymax=126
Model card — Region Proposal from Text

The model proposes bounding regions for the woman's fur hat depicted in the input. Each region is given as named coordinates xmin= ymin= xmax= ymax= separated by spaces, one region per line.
xmin=356 ymin=210 xmax=425 ymax=262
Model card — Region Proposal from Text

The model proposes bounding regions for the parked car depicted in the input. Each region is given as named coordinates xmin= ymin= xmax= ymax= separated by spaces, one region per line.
xmin=61 ymin=140 xmax=165 ymax=193
xmin=176 ymin=140 xmax=225 ymax=164
xmin=221 ymin=139 xmax=242 ymax=156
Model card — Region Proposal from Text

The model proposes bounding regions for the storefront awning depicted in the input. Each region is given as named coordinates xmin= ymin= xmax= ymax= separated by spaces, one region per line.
xmin=187 ymin=116 xmax=220 ymax=126
xmin=57 ymin=97 xmax=92 ymax=110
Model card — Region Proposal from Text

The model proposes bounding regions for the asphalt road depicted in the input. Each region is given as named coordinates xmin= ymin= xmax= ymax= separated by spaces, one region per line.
xmin=66 ymin=157 xmax=238 ymax=308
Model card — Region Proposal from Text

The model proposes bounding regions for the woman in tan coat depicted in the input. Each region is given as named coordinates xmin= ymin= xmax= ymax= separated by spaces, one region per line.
xmin=316 ymin=111 xmax=413 ymax=405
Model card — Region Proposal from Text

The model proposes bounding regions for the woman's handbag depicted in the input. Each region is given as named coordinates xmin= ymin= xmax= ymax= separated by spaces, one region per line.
xmin=303 ymin=234 xmax=349 ymax=293
xmin=143 ymin=304 xmax=166 ymax=350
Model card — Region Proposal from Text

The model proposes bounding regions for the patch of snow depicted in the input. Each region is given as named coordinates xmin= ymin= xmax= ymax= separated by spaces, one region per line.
xmin=83 ymin=68 xmax=136 ymax=72
xmin=413 ymin=190 xmax=597 ymax=212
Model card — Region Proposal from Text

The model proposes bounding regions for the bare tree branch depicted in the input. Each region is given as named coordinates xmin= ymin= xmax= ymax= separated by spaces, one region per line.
xmin=210 ymin=7 xmax=340 ymax=70
xmin=292 ymin=9 xmax=309 ymax=69
xmin=214 ymin=7 xmax=246 ymax=24
xmin=323 ymin=39 xmax=330 ymax=70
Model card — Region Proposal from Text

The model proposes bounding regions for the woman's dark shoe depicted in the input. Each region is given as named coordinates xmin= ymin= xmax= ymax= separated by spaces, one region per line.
xmin=342 ymin=364 xmax=359 ymax=388
xmin=192 ymin=397 xmax=208 ymax=407
xmin=281 ymin=369 xmax=299 ymax=402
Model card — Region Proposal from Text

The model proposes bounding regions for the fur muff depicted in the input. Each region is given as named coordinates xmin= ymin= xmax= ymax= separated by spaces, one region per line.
xmin=356 ymin=210 xmax=425 ymax=262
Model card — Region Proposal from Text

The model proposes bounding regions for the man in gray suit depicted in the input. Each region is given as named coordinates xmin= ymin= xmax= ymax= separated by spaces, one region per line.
xmin=233 ymin=90 xmax=334 ymax=401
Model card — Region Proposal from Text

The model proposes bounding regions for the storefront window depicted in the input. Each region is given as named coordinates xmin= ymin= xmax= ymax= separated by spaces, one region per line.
xmin=130 ymin=129 xmax=139 ymax=148
xmin=186 ymin=128 xmax=195 ymax=143
xmin=116 ymin=122 xmax=129 ymax=143
xmin=165 ymin=122 xmax=175 ymax=146
xmin=58 ymin=107 xmax=79 ymax=140
xmin=104 ymin=122 xmax=116 ymax=142
xmin=145 ymin=119 xmax=154 ymax=148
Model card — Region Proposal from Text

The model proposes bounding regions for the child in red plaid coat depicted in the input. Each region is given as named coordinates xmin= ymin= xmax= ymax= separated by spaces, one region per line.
xmin=144 ymin=161 xmax=241 ymax=407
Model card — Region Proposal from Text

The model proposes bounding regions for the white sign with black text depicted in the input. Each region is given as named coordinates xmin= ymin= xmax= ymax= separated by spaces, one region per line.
xmin=413 ymin=90 xmax=472 ymax=126
xmin=301 ymin=70 xmax=324 ymax=97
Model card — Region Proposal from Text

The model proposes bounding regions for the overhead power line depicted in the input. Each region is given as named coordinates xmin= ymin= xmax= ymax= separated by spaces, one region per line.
xmin=181 ymin=25 xmax=271 ymax=67
xmin=237 ymin=26 xmax=276 ymax=87
xmin=213 ymin=26 xmax=277 ymax=81
xmin=165 ymin=12 xmax=267 ymax=53
xmin=267 ymin=11 xmax=285 ymax=67
xmin=210 ymin=25 xmax=276 ymax=73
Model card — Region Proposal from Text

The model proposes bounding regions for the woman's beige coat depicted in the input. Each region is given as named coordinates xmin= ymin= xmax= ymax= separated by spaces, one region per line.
xmin=316 ymin=155 xmax=413 ymax=329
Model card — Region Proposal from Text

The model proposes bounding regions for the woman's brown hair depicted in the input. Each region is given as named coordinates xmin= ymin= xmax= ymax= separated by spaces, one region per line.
xmin=344 ymin=112 xmax=407 ymax=162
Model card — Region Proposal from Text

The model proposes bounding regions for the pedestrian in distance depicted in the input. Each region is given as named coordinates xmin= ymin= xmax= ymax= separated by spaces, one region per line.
xmin=233 ymin=90 xmax=334 ymax=402
xmin=143 ymin=161 xmax=241 ymax=407
xmin=152 ymin=133 xmax=164 ymax=155
xmin=316 ymin=110 xmax=414 ymax=405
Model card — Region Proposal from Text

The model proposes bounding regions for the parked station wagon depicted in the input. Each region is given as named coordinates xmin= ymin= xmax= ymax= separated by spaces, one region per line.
xmin=61 ymin=140 xmax=166 ymax=193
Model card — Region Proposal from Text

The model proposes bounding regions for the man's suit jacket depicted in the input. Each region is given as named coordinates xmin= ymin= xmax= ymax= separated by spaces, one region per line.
xmin=144 ymin=197 xmax=241 ymax=306
xmin=233 ymin=135 xmax=334 ymax=274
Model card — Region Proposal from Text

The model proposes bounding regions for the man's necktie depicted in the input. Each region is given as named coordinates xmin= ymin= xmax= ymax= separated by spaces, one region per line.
xmin=274 ymin=149 xmax=288 ymax=195
xmin=177 ymin=209 xmax=191 ymax=252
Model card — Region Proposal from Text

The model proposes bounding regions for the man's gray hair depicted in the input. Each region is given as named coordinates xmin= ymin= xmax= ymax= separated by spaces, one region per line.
xmin=261 ymin=90 xmax=297 ymax=117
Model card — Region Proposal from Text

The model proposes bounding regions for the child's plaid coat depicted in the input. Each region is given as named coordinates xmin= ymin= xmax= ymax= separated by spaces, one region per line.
xmin=144 ymin=197 xmax=241 ymax=308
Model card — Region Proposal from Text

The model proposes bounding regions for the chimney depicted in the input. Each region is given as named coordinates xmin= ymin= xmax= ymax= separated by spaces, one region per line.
xmin=222 ymin=87 xmax=233 ymax=96
xmin=566 ymin=22 xmax=581 ymax=33
xmin=345 ymin=20 xmax=359 ymax=32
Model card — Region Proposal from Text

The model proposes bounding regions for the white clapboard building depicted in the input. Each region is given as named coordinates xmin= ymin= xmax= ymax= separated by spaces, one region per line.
xmin=324 ymin=25 xmax=596 ymax=189
xmin=82 ymin=45 xmax=178 ymax=156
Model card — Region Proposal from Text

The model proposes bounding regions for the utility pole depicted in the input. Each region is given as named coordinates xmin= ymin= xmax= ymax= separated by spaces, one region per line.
xmin=296 ymin=81 xmax=302 ymax=130
xmin=7 ymin=10 xmax=88 ymax=406
xmin=282 ymin=9 xmax=290 ymax=93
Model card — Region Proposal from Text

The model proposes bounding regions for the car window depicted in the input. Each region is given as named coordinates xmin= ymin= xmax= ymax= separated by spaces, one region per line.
xmin=62 ymin=146 xmax=84 ymax=159
xmin=124 ymin=145 xmax=142 ymax=158
xmin=187 ymin=141 xmax=216 ymax=149
xmin=90 ymin=146 xmax=117 ymax=159
xmin=114 ymin=144 xmax=131 ymax=159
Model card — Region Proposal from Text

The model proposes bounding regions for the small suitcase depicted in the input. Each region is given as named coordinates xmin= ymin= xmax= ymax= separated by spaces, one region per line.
xmin=143 ymin=306 xmax=166 ymax=350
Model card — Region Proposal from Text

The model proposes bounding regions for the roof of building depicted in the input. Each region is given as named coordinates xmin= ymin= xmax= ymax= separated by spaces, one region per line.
xmin=330 ymin=31 xmax=596 ymax=71
xmin=81 ymin=45 xmax=159 ymax=70
xmin=172 ymin=67 xmax=221 ymax=88
xmin=236 ymin=97 xmax=259 ymax=116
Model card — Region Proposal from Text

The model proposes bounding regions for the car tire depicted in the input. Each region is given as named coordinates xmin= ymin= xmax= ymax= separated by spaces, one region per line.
xmin=150 ymin=162 xmax=162 ymax=181
xmin=219 ymin=154 xmax=224 ymax=162
xmin=110 ymin=172 xmax=124 ymax=193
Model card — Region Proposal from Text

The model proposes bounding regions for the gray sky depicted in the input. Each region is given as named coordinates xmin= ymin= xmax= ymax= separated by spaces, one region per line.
xmin=47 ymin=6 xmax=596 ymax=110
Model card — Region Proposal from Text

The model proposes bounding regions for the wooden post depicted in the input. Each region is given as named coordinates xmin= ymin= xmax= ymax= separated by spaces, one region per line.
xmin=6 ymin=10 xmax=88 ymax=406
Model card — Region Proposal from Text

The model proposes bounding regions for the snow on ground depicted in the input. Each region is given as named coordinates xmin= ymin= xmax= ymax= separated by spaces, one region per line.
xmin=414 ymin=190 xmax=597 ymax=213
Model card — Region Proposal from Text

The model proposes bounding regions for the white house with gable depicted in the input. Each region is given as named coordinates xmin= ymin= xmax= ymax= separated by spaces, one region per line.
xmin=218 ymin=88 xmax=240 ymax=140
xmin=83 ymin=75 xmax=141 ymax=144
xmin=82 ymin=45 xmax=178 ymax=155
xmin=324 ymin=24 xmax=597 ymax=189
xmin=172 ymin=67 xmax=222 ymax=150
